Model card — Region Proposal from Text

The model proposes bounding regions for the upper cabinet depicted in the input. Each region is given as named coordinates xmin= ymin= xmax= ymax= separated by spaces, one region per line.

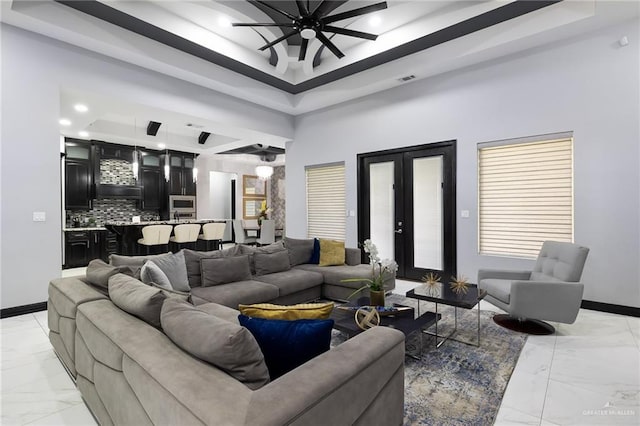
xmin=139 ymin=150 xmax=163 ymax=210
xmin=96 ymin=142 xmax=134 ymax=161
xmin=166 ymin=152 xmax=197 ymax=196
xmin=65 ymin=139 xmax=93 ymax=210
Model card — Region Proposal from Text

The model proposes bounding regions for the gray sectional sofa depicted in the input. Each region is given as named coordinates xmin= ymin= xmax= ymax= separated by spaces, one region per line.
xmin=48 ymin=239 xmax=403 ymax=425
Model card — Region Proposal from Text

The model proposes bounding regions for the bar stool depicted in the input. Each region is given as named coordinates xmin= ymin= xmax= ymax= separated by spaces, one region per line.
xmin=198 ymin=222 xmax=227 ymax=251
xmin=137 ymin=225 xmax=172 ymax=254
xmin=170 ymin=224 xmax=201 ymax=251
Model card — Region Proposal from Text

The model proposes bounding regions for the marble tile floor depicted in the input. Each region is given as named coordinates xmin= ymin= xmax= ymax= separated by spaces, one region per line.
xmin=1 ymin=279 xmax=638 ymax=425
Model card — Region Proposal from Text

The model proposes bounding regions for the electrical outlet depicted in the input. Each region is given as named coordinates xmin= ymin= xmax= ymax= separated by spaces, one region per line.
xmin=461 ymin=210 xmax=470 ymax=218
xmin=33 ymin=212 xmax=46 ymax=222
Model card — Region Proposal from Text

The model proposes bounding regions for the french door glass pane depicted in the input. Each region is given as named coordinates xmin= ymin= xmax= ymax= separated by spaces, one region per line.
xmin=369 ymin=162 xmax=395 ymax=261
xmin=413 ymin=156 xmax=443 ymax=270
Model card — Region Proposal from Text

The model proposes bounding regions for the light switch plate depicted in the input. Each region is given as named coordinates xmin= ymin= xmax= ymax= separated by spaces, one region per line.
xmin=33 ymin=212 xmax=46 ymax=222
xmin=461 ymin=210 xmax=470 ymax=218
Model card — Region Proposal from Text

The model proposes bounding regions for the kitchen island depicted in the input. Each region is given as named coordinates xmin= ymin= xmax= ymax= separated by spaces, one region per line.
xmin=105 ymin=219 xmax=229 ymax=255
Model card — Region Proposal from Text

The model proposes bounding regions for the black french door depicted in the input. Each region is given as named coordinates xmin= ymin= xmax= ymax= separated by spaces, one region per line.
xmin=358 ymin=141 xmax=457 ymax=281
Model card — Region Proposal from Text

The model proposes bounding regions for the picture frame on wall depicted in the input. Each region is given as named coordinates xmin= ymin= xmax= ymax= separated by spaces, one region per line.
xmin=243 ymin=175 xmax=266 ymax=196
xmin=243 ymin=197 xmax=265 ymax=219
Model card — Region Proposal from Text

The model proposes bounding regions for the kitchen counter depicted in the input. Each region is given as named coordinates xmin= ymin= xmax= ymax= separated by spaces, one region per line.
xmin=104 ymin=219 xmax=227 ymax=226
xmin=63 ymin=227 xmax=108 ymax=231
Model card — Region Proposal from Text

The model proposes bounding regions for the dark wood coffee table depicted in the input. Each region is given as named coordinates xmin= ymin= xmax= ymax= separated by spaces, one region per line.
xmin=330 ymin=297 xmax=438 ymax=358
xmin=406 ymin=283 xmax=486 ymax=348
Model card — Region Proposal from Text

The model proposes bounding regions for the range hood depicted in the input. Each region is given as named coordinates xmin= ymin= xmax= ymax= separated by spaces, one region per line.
xmin=95 ymin=184 xmax=142 ymax=200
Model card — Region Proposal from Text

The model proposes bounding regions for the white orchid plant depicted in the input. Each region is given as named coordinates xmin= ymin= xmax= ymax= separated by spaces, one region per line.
xmin=342 ymin=239 xmax=398 ymax=297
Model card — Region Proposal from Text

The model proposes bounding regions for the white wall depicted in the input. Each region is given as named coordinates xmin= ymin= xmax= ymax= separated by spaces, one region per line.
xmin=0 ymin=24 xmax=293 ymax=309
xmin=287 ymin=19 xmax=640 ymax=308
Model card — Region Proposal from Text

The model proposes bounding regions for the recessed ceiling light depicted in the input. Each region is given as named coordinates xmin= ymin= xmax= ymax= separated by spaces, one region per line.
xmin=74 ymin=104 xmax=88 ymax=113
xmin=78 ymin=131 xmax=89 ymax=137
xmin=157 ymin=143 xmax=166 ymax=149
xmin=218 ymin=16 xmax=231 ymax=28
xmin=369 ymin=15 xmax=382 ymax=27
xmin=59 ymin=118 xmax=71 ymax=126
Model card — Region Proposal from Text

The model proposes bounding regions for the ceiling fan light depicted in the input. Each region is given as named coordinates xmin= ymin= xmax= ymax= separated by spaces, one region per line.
xmin=300 ymin=28 xmax=316 ymax=39
xmin=256 ymin=165 xmax=274 ymax=179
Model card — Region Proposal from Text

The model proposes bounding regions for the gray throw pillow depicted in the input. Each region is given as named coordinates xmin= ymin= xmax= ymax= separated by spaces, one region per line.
xmin=161 ymin=298 xmax=269 ymax=390
xmin=284 ymin=237 xmax=315 ymax=266
xmin=108 ymin=274 xmax=167 ymax=328
xmin=240 ymin=242 xmax=286 ymax=275
xmin=182 ymin=246 xmax=242 ymax=287
xmin=109 ymin=252 xmax=171 ymax=268
xmin=150 ymin=251 xmax=190 ymax=292
xmin=86 ymin=259 xmax=137 ymax=289
xmin=254 ymin=250 xmax=291 ymax=276
xmin=140 ymin=261 xmax=172 ymax=290
xmin=200 ymin=255 xmax=252 ymax=287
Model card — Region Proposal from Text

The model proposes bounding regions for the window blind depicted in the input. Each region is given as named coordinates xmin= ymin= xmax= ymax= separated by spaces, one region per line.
xmin=478 ymin=137 xmax=574 ymax=258
xmin=306 ymin=163 xmax=346 ymax=241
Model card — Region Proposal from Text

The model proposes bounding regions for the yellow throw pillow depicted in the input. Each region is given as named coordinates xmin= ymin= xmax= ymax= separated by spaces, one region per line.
xmin=319 ymin=239 xmax=345 ymax=266
xmin=238 ymin=302 xmax=335 ymax=320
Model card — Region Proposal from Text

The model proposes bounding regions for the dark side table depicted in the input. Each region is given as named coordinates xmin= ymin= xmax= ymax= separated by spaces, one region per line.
xmin=406 ymin=284 xmax=486 ymax=348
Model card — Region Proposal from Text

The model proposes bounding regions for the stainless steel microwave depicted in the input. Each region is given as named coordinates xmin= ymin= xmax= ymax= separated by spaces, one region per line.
xmin=169 ymin=195 xmax=196 ymax=213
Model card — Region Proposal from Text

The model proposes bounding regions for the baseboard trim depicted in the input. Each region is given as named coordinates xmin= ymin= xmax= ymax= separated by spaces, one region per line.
xmin=1 ymin=301 xmax=48 ymax=319
xmin=581 ymin=300 xmax=640 ymax=318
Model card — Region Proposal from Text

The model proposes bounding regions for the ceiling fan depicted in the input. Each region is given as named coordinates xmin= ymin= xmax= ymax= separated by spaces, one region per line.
xmin=232 ymin=1 xmax=388 ymax=60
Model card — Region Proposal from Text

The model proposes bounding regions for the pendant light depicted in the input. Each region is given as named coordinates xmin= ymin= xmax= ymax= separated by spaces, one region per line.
xmin=164 ymin=149 xmax=170 ymax=182
xmin=192 ymin=153 xmax=198 ymax=183
xmin=132 ymin=145 xmax=139 ymax=180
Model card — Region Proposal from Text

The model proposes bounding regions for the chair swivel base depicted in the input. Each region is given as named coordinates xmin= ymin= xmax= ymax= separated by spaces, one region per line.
xmin=492 ymin=314 xmax=555 ymax=335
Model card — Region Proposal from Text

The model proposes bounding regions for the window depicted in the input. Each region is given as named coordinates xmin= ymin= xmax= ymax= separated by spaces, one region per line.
xmin=478 ymin=134 xmax=574 ymax=258
xmin=306 ymin=163 xmax=346 ymax=241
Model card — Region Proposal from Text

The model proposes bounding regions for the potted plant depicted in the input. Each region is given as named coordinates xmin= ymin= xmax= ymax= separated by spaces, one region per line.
xmin=342 ymin=239 xmax=398 ymax=306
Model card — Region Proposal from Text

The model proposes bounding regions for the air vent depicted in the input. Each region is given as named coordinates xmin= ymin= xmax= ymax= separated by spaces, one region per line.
xmin=398 ymin=75 xmax=416 ymax=82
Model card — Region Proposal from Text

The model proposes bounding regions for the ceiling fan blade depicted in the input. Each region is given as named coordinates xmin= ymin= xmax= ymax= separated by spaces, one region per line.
xmin=232 ymin=23 xmax=296 ymax=27
xmin=258 ymin=30 xmax=298 ymax=51
xmin=253 ymin=0 xmax=298 ymax=21
xmin=312 ymin=1 xmax=342 ymax=18
xmin=316 ymin=32 xmax=344 ymax=58
xmin=323 ymin=1 xmax=387 ymax=24
xmin=322 ymin=25 xmax=378 ymax=40
xmin=295 ymin=0 xmax=309 ymax=16
xmin=298 ymin=38 xmax=308 ymax=61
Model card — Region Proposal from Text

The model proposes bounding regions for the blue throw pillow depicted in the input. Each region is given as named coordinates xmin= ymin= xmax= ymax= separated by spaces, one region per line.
xmin=308 ymin=238 xmax=320 ymax=264
xmin=238 ymin=314 xmax=334 ymax=380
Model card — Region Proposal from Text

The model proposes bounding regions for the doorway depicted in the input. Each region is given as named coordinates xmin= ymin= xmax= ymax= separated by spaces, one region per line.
xmin=358 ymin=141 xmax=456 ymax=281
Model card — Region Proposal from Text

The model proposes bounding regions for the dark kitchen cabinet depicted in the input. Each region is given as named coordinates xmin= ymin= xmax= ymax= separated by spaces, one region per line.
xmin=65 ymin=140 xmax=93 ymax=210
xmin=167 ymin=153 xmax=197 ymax=196
xmin=96 ymin=142 xmax=134 ymax=161
xmin=141 ymin=167 xmax=163 ymax=210
xmin=64 ymin=230 xmax=108 ymax=268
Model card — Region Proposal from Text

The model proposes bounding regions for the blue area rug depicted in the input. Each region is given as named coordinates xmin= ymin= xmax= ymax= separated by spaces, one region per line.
xmin=331 ymin=294 xmax=527 ymax=426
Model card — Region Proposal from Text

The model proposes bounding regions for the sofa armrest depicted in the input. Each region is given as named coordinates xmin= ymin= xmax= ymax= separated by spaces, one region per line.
xmin=345 ymin=248 xmax=362 ymax=266
xmin=246 ymin=327 xmax=405 ymax=426
xmin=510 ymin=280 xmax=584 ymax=324
xmin=477 ymin=269 xmax=531 ymax=283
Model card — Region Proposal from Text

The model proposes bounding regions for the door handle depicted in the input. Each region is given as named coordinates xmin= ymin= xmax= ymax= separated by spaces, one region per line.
xmin=395 ymin=229 xmax=403 ymax=234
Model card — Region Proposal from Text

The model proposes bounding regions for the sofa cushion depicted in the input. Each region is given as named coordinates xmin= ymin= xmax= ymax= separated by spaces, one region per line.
xmin=140 ymin=261 xmax=172 ymax=290
xmin=149 ymin=251 xmax=190 ymax=292
xmin=182 ymin=246 xmax=241 ymax=287
xmin=253 ymin=269 xmax=324 ymax=297
xmin=240 ymin=242 xmax=286 ymax=275
xmin=319 ymin=239 xmax=345 ymax=266
xmin=294 ymin=264 xmax=380 ymax=288
xmin=86 ymin=259 xmax=138 ymax=289
xmin=108 ymin=274 xmax=167 ymax=328
xmin=191 ymin=280 xmax=280 ymax=309
xmin=197 ymin=303 xmax=241 ymax=324
xmin=109 ymin=252 xmax=171 ymax=268
xmin=478 ymin=278 xmax=511 ymax=304
xmin=238 ymin=302 xmax=334 ymax=320
xmin=201 ymin=256 xmax=252 ymax=287
xmin=254 ymin=250 xmax=291 ymax=276
xmin=283 ymin=237 xmax=315 ymax=266
xmin=161 ymin=299 xmax=270 ymax=390
xmin=238 ymin=315 xmax=334 ymax=380
xmin=150 ymin=283 xmax=193 ymax=304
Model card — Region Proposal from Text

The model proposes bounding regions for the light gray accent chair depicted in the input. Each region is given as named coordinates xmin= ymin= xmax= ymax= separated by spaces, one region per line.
xmin=478 ymin=241 xmax=590 ymax=335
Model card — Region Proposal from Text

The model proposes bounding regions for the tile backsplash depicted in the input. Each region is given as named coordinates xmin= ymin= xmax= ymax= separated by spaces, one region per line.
xmin=100 ymin=159 xmax=135 ymax=185
xmin=67 ymin=199 xmax=158 ymax=227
